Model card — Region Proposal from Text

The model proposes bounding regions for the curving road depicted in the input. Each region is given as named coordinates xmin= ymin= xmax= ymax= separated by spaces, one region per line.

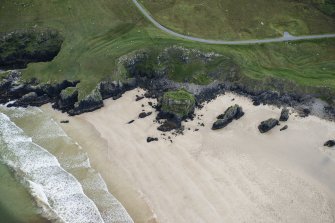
xmin=132 ymin=0 xmax=335 ymax=45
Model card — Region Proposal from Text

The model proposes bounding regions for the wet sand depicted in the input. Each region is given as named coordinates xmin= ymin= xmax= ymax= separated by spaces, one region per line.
xmin=45 ymin=88 xmax=335 ymax=223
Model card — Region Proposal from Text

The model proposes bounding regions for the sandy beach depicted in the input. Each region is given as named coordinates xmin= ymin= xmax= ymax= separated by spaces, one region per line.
xmin=45 ymin=88 xmax=335 ymax=223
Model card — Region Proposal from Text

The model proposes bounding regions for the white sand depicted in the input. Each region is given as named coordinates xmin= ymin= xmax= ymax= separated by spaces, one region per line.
xmin=45 ymin=89 xmax=335 ymax=223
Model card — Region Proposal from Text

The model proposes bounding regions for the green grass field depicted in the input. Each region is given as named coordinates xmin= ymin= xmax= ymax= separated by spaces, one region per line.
xmin=0 ymin=0 xmax=335 ymax=100
xmin=140 ymin=0 xmax=335 ymax=40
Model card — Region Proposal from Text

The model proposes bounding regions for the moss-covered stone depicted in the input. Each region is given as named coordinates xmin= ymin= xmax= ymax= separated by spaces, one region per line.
xmin=57 ymin=87 xmax=78 ymax=110
xmin=161 ymin=89 xmax=195 ymax=118
xmin=69 ymin=87 xmax=103 ymax=115
xmin=60 ymin=87 xmax=77 ymax=99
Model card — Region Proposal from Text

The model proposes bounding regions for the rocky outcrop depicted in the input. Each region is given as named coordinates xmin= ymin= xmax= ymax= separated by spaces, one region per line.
xmin=324 ymin=140 xmax=335 ymax=147
xmin=161 ymin=89 xmax=195 ymax=118
xmin=279 ymin=108 xmax=289 ymax=121
xmin=258 ymin=118 xmax=279 ymax=133
xmin=212 ymin=104 xmax=244 ymax=130
xmin=0 ymin=29 xmax=63 ymax=69
xmin=0 ymin=71 xmax=79 ymax=106
xmin=54 ymin=87 xmax=78 ymax=111
xmin=98 ymin=78 xmax=137 ymax=100
xmin=68 ymin=88 xmax=103 ymax=116
xmin=154 ymin=89 xmax=196 ymax=132
xmin=9 ymin=92 xmax=50 ymax=107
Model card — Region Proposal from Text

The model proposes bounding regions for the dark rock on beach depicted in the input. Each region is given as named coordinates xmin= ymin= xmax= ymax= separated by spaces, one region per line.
xmin=127 ymin=120 xmax=135 ymax=124
xmin=324 ymin=140 xmax=335 ymax=147
xmin=139 ymin=112 xmax=152 ymax=119
xmin=147 ymin=137 xmax=158 ymax=143
xmin=136 ymin=95 xmax=144 ymax=101
xmin=279 ymin=108 xmax=290 ymax=121
xmin=258 ymin=118 xmax=279 ymax=133
xmin=212 ymin=104 xmax=244 ymax=130
xmin=60 ymin=120 xmax=69 ymax=124
xmin=280 ymin=125 xmax=288 ymax=131
xmin=157 ymin=119 xmax=181 ymax=132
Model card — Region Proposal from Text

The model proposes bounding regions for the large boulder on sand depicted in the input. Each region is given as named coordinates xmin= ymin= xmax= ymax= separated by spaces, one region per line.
xmin=161 ymin=89 xmax=195 ymax=118
xmin=279 ymin=108 xmax=289 ymax=121
xmin=212 ymin=104 xmax=244 ymax=130
xmin=258 ymin=118 xmax=279 ymax=133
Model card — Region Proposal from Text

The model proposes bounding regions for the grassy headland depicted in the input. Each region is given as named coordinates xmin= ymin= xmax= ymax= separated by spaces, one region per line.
xmin=0 ymin=0 xmax=334 ymax=101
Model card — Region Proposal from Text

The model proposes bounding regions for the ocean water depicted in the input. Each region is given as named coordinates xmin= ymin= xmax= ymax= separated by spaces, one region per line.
xmin=0 ymin=162 xmax=49 ymax=223
xmin=0 ymin=106 xmax=133 ymax=223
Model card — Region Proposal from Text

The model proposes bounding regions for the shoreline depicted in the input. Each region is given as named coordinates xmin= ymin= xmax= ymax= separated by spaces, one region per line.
xmin=45 ymin=88 xmax=335 ymax=223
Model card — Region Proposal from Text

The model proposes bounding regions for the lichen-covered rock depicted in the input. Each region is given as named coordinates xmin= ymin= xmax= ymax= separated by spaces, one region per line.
xmin=258 ymin=118 xmax=279 ymax=133
xmin=279 ymin=108 xmax=289 ymax=121
xmin=212 ymin=104 xmax=244 ymax=130
xmin=161 ymin=89 xmax=195 ymax=118
xmin=68 ymin=88 xmax=103 ymax=116
xmin=56 ymin=87 xmax=78 ymax=110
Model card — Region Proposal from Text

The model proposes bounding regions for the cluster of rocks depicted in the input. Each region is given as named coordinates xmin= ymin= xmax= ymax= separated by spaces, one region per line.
xmin=0 ymin=70 xmax=79 ymax=108
xmin=212 ymin=105 xmax=244 ymax=130
xmin=0 ymin=70 xmax=137 ymax=116
xmin=258 ymin=108 xmax=290 ymax=133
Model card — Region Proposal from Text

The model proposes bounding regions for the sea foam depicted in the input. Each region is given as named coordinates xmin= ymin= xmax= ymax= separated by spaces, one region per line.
xmin=0 ymin=112 xmax=104 ymax=223
xmin=0 ymin=105 xmax=133 ymax=223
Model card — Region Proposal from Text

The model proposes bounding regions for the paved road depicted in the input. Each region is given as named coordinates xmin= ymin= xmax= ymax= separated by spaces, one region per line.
xmin=132 ymin=0 xmax=335 ymax=45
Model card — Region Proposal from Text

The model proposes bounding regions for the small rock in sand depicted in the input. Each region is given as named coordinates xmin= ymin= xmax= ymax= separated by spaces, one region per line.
xmin=324 ymin=140 xmax=335 ymax=147
xmin=139 ymin=112 xmax=152 ymax=119
xmin=280 ymin=125 xmax=288 ymax=131
xmin=127 ymin=120 xmax=135 ymax=124
xmin=147 ymin=137 xmax=158 ymax=143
